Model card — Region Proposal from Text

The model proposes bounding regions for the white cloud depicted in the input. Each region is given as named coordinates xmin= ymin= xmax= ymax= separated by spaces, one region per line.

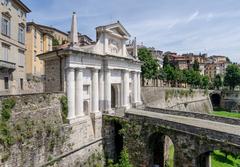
xmin=187 ymin=10 xmax=199 ymax=23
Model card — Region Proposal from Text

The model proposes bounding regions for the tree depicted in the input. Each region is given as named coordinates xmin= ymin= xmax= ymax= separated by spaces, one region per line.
xmin=192 ymin=59 xmax=200 ymax=71
xmin=52 ymin=38 xmax=60 ymax=46
xmin=224 ymin=64 xmax=240 ymax=90
xmin=163 ymin=55 xmax=170 ymax=69
xmin=213 ymin=74 xmax=223 ymax=90
xmin=107 ymin=148 xmax=133 ymax=167
xmin=201 ymin=75 xmax=209 ymax=89
xmin=138 ymin=48 xmax=159 ymax=83
xmin=164 ymin=65 xmax=176 ymax=86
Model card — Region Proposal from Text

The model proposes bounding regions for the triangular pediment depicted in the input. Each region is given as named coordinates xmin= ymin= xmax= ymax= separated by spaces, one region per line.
xmin=96 ymin=21 xmax=131 ymax=38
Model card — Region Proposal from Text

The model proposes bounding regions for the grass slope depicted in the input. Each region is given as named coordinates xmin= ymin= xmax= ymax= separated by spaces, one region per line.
xmin=212 ymin=150 xmax=240 ymax=167
xmin=211 ymin=111 xmax=240 ymax=119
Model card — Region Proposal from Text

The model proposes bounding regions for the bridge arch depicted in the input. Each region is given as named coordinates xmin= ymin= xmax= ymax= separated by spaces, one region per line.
xmin=196 ymin=147 xmax=240 ymax=167
xmin=210 ymin=93 xmax=221 ymax=109
xmin=148 ymin=132 xmax=175 ymax=167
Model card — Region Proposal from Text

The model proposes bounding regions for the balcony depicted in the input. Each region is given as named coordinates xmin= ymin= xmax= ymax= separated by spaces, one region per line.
xmin=0 ymin=60 xmax=16 ymax=71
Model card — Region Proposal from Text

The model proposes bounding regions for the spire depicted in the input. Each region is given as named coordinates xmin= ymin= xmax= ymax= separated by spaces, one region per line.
xmin=133 ymin=37 xmax=138 ymax=59
xmin=70 ymin=12 xmax=78 ymax=46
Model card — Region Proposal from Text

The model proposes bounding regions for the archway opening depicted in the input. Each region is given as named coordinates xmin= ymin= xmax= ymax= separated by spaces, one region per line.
xmin=148 ymin=133 xmax=174 ymax=167
xmin=210 ymin=93 xmax=221 ymax=109
xmin=111 ymin=85 xmax=119 ymax=109
xmin=197 ymin=150 xmax=240 ymax=167
xmin=83 ymin=100 xmax=89 ymax=115
xmin=113 ymin=121 xmax=123 ymax=162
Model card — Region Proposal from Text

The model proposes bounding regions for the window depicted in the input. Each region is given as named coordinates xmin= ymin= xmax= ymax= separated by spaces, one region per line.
xmin=18 ymin=25 xmax=25 ymax=44
xmin=48 ymin=37 xmax=52 ymax=51
xmin=4 ymin=77 xmax=9 ymax=90
xmin=1 ymin=44 xmax=10 ymax=61
xmin=40 ymin=35 xmax=43 ymax=51
xmin=18 ymin=50 xmax=24 ymax=67
xmin=1 ymin=15 xmax=10 ymax=36
xmin=20 ymin=78 xmax=23 ymax=90
xmin=34 ymin=51 xmax=37 ymax=62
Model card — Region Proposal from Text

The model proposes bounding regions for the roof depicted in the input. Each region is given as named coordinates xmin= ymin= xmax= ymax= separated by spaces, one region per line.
xmin=13 ymin=0 xmax=31 ymax=13
xmin=96 ymin=21 xmax=131 ymax=37
xmin=28 ymin=23 xmax=68 ymax=36
xmin=27 ymin=22 xmax=54 ymax=38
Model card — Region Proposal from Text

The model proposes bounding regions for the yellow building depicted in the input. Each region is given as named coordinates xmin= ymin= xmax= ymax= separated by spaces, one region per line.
xmin=25 ymin=22 xmax=53 ymax=76
xmin=0 ymin=0 xmax=31 ymax=94
xmin=35 ymin=24 xmax=68 ymax=45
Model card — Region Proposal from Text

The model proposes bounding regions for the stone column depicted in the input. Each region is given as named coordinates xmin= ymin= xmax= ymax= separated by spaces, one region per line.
xmin=123 ymin=69 xmax=130 ymax=109
xmin=92 ymin=69 xmax=99 ymax=113
xmin=99 ymin=69 xmax=104 ymax=111
xmin=137 ymin=72 xmax=142 ymax=103
xmin=75 ymin=68 xmax=84 ymax=117
xmin=104 ymin=69 xmax=111 ymax=111
xmin=133 ymin=71 xmax=138 ymax=105
xmin=66 ymin=67 xmax=75 ymax=119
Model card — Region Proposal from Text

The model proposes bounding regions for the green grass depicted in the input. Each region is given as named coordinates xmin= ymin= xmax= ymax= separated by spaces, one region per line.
xmin=212 ymin=150 xmax=240 ymax=167
xmin=211 ymin=111 xmax=240 ymax=119
xmin=168 ymin=145 xmax=174 ymax=167
xmin=166 ymin=144 xmax=174 ymax=167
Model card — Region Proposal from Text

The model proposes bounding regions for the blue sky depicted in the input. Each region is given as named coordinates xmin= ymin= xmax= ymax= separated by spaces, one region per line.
xmin=22 ymin=0 xmax=240 ymax=62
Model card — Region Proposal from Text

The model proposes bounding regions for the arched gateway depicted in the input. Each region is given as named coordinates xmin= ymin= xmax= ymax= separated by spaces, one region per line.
xmin=39 ymin=13 xmax=142 ymax=122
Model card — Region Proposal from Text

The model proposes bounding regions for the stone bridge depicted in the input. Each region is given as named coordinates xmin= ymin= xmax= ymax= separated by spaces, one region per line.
xmin=104 ymin=107 xmax=240 ymax=167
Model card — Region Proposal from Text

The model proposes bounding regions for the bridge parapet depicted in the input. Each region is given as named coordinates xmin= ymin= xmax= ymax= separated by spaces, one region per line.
xmin=144 ymin=107 xmax=240 ymax=126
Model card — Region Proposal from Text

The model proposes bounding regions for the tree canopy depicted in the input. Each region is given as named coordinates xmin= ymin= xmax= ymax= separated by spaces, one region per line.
xmin=213 ymin=74 xmax=223 ymax=90
xmin=224 ymin=64 xmax=240 ymax=90
xmin=138 ymin=48 xmax=159 ymax=80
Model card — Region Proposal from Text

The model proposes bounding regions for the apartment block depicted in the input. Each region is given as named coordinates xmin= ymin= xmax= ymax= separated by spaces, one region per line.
xmin=25 ymin=22 xmax=53 ymax=77
xmin=0 ymin=0 xmax=30 ymax=94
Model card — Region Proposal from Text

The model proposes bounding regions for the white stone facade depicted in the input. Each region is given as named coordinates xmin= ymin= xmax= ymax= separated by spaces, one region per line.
xmin=39 ymin=13 xmax=142 ymax=121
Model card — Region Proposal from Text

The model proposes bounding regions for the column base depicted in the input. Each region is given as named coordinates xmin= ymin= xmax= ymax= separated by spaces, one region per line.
xmin=68 ymin=115 xmax=88 ymax=124
xmin=90 ymin=112 xmax=102 ymax=138
xmin=103 ymin=109 xmax=115 ymax=115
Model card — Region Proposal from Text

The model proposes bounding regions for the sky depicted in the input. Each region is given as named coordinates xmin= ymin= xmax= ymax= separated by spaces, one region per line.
xmin=22 ymin=0 xmax=240 ymax=63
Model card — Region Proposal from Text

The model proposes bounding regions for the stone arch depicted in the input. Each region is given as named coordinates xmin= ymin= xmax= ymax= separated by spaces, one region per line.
xmin=196 ymin=151 xmax=212 ymax=167
xmin=83 ymin=100 xmax=89 ymax=115
xmin=196 ymin=145 xmax=240 ymax=167
xmin=210 ymin=93 xmax=221 ymax=109
xmin=148 ymin=132 xmax=175 ymax=167
xmin=114 ymin=121 xmax=123 ymax=162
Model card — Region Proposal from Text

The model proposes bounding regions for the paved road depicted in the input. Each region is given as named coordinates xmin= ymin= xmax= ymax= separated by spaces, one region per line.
xmin=127 ymin=109 xmax=240 ymax=136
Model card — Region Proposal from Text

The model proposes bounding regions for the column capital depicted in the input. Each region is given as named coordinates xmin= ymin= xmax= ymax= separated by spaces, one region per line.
xmin=92 ymin=68 xmax=99 ymax=72
xmin=75 ymin=67 xmax=84 ymax=72
xmin=66 ymin=67 xmax=75 ymax=71
xmin=104 ymin=68 xmax=111 ymax=72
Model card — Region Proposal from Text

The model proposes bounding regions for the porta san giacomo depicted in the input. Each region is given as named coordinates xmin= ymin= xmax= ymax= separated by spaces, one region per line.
xmin=37 ymin=12 xmax=142 ymax=166
xmin=39 ymin=13 xmax=142 ymax=120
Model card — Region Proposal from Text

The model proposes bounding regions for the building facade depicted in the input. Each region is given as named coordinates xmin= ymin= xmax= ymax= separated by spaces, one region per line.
xmin=37 ymin=23 xmax=68 ymax=45
xmin=39 ymin=13 xmax=142 ymax=122
xmin=25 ymin=22 xmax=53 ymax=77
xmin=0 ymin=0 xmax=30 ymax=95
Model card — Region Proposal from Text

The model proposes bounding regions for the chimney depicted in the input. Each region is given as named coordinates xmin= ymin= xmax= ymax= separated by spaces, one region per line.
xmin=70 ymin=12 xmax=78 ymax=46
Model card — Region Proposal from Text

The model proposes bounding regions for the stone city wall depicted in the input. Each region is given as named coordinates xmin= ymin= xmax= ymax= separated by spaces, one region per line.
xmin=221 ymin=90 xmax=240 ymax=112
xmin=0 ymin=92 xmax=104 ymax=167
xmin=142 ymin=87 xmax=213 ymax=113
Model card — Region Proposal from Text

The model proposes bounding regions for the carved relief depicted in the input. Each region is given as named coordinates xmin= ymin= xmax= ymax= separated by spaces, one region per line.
xmin=108 ymin=38 xmax=120 ymax=54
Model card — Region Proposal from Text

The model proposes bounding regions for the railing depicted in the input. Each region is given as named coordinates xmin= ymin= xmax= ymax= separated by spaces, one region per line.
xmin=0 ymin=60 xmax=16 ymax=70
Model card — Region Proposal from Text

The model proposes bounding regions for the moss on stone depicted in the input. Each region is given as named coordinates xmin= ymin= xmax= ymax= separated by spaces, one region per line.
xmin=60 ymin=96 xmax=68 ymax=123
